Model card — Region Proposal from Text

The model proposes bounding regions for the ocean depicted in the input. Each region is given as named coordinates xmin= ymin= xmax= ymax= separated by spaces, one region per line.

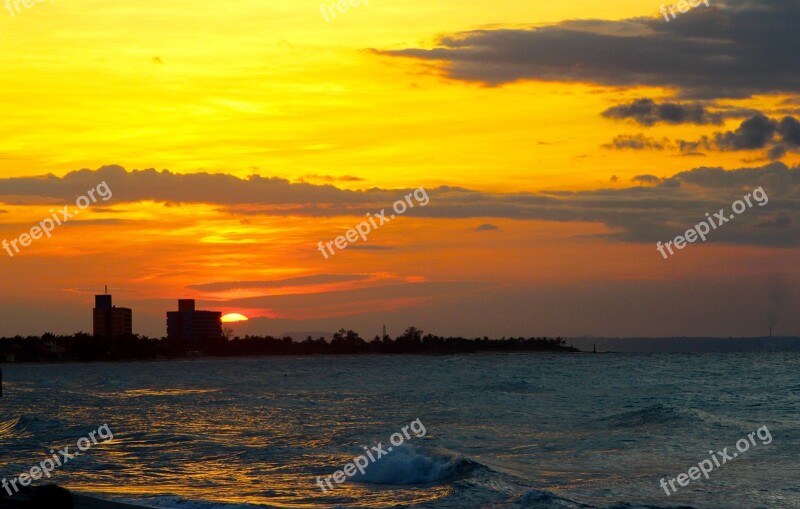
xmin=1 ymin=353 xmax=798 ymax=508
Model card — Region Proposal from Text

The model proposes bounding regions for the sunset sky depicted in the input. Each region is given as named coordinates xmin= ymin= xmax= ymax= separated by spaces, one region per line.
xmin=0 ymin=0 xmax=797 ymax=338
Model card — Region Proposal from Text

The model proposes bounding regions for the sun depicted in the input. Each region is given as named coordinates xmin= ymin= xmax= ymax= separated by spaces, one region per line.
xmin=221 ymin=313 xmax=249 ymax=323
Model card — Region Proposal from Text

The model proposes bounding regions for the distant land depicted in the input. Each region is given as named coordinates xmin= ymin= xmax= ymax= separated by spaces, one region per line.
xmin=3 ymin=331 xmax=799 ymax=363
xmin=0 ymin=327 xmax=578 ymax=362
xmin=568 ymin=336 xmax=800 ymax=353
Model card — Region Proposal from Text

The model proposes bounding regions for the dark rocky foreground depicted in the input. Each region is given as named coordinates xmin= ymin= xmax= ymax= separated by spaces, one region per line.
xmin=1 ymin=485 xmax=143 ymax=509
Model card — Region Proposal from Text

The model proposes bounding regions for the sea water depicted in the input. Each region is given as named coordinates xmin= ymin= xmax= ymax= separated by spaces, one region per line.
xmin=0 ymin=353 xmax=798 ymax=508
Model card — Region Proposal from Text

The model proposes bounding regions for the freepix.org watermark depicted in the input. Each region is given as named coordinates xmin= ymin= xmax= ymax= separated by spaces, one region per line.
xmin=2 ymin=181 xmax=112 ymax=258
xmin=660 ymin=425 xmax=772 ymax=496
xmin=320 ymin=0 xmax=368 ymax=22
xmin=5 ymin=0 xmax=53 ymax=17
xmin=659 ymin=0 xmax=709 ymax=22
xmin=656 ymin=186 xmax=768 ymax=260
xmin=316 ymin=418 xmax=426 ymax=492
xmin=2 ymin=424 xmax=114 ymax=496
xmin=317 ymin=187 xmax=429 ymax=259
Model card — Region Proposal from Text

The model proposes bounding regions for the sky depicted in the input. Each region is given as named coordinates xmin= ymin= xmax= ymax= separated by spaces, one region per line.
xmin=0 ymin=0 xmax=798 ymax=339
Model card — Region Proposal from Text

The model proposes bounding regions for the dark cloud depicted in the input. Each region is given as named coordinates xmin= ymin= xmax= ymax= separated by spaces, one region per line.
xmin=378 ymin=0 xmax=800 ymax=98
xmin=475 ymin=223 xmax=499 ymax=231
xmin=778 ymin=116 xmax=800 ymax=146
xmin=1 ymin=164 xmax=798 ymax=247
xmin=603 ymin=134 xmax=668 ymax=150
xmin=602 ymin=98 xmax=723 ymax=126
xmin=678 ymin=114 xmax=800 ymax=159
xmin=714 ymin=114 xmax=778 ymax=150
xmin=763 ymin=116 xmax=800 ymax=159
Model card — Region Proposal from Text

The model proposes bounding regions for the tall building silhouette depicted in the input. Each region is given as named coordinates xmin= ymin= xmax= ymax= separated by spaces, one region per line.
xmin=166 ymin=299 xmax=222 ymax=341
xmin=93 ymin=293 xmax=133 ymax=338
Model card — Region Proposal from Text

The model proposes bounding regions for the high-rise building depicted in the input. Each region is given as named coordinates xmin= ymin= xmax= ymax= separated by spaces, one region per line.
xmin=93 ymin=294 xmax=133 ymax=338
xmin=166 ymin=299 xmax=222 ymax=341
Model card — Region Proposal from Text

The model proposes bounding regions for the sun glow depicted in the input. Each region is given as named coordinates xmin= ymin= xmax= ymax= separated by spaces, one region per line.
xmin=221 ymin=313 xmax=249 ymax=323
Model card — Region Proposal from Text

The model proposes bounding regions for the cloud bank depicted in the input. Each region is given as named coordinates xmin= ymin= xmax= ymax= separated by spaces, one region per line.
xmin=0 ymin=164 xmax=797 ymax=247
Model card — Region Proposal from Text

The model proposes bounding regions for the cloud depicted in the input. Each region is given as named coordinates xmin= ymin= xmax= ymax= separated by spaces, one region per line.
xmin=603 ymin=134 xmax=668 ymax=150
xmin=298 ymin=174 xmax=365 ymax=183
xmin=756 ymin=213 xmax=791 ymax=228
xmin=1 ymin=163 xmax=798 ymax=247
xmin=677 ymin=114 xmax=800 ymax=159
xmin=677 ymin=136 xmax=712 ymax=154
xmin=475 ymin=223 xmax=499 ymax=231
xmin=187 ymin=274 xmax=371 ymax=293
xmin=378 ymin=0 xmax=800 ymax=98
xmin=217 ymin=280 xmax=483 ymax=312
xmin=714 ymin=114 xmax=778 ymax=150
xmin=631 ymin=175 xmax=662 ymax=185
xmin=778 ymin=116 xmax=800 ymax=145
xmin=0 ymin=165 xmax=379 ymax=208
xmin=602 ymin=98 xmax=723 ymax=126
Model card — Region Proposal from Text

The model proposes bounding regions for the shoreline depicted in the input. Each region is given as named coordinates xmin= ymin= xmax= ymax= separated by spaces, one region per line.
xmin=73 ymin=494 xmax=149 ymax=509
xmin=1 ymin=486 xmax=150 ymax=509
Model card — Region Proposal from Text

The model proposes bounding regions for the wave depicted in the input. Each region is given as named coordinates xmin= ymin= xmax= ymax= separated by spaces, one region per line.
xmin=405 ymin=461 xmax=602 ymax=509
xmin=479 ymin=487 xmax=698 ymax=509
xmin=344 ymin=446 xmax=692 ymax=508
xmin=351 ymin=445 xmax=478 ymax=486
xmin=0 ymin=415 xmax=63 ymax=440
xmin=594 ymin=404 xmax=737 ymax=429
xmin=505 ymin=488 xmax=596 ymax=508
xmin=0 ymin=416 xmax=21 ymax=437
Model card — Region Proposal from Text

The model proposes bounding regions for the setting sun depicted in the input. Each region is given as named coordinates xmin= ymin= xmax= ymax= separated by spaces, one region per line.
xmin=221 ymin=313 xmax=249 ymax=323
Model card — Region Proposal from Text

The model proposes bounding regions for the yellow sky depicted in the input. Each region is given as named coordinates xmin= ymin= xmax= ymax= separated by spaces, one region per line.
xmin=2 ymin=0 xmax=786 ymax=189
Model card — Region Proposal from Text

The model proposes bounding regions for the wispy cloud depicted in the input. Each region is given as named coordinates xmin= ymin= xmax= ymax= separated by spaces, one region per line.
xmin=603 ymin=134 xmax=669 ymax=151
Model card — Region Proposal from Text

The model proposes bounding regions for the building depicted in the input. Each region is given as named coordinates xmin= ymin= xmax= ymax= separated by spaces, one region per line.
xmin=93 ymin=294 xmax=133 ymax=338
xmin=166 ymin=299 xmax=222 ymax=341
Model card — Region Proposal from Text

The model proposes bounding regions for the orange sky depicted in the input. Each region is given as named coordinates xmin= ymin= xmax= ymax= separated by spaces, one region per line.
xmin=0 ymin=0 xmax=797 ymax=338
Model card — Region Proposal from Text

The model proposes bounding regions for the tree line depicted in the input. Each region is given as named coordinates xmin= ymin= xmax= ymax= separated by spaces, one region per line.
xmin=0 ymin=327 xmax=578 ymax=362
